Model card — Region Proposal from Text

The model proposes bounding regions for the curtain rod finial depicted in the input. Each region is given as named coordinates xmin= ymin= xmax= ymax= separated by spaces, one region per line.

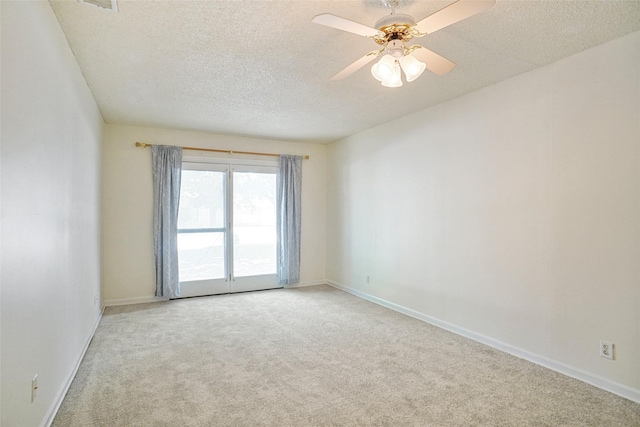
xmin=135 ymin=142 xmax=147 ymax=148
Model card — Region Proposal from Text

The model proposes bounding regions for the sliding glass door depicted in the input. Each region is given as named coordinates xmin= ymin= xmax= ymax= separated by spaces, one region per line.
xmin=177 ymin=161 xmax=279 ymax=297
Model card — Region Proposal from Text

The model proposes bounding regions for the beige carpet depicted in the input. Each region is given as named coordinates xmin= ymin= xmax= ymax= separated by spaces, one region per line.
xmin=53 ymin=285 xmax=639 ymax=426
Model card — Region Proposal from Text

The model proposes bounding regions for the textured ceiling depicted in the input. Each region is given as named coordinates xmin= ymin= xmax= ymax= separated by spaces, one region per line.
xmin=50 ymin=0 xmax=640 ymax=143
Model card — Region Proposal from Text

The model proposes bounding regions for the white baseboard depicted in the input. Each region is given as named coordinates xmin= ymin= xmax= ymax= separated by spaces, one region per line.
xmin=286 ymin=280 xmax=326 ymax=288
xmin=104 ymin=296 xmax=167 ymax=306
xmin=42 ymin=306 xmax=105 ymax=427
xmin=326 ymin=280 xmax=640 ymax=405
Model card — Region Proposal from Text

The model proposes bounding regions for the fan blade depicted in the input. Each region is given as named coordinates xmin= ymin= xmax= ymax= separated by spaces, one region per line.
xmin=415 ymin=0 xmax=495 ymax=34
xmin=411 ymin=46 xmax=456 ymax=75
xmin=312 ymin=13 xmax=382 ymax=38
xmin=330 ymin=52 xmax=380 ymax=81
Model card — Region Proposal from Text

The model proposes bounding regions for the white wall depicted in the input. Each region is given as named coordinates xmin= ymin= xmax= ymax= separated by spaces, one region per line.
xmin=327 ymin=31 xmax=640 ymax=399
xmin=1 ymin=2 xmax=103 ymax=426
xmin=102 ymin=124 xmax=326 ymax=303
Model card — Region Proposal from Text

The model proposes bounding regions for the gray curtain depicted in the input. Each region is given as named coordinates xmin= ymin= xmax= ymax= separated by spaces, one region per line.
xmin=152 ymin=145 xmax=182 ymax=298
xmin=277 ymin=155 xmax=302 ymax=285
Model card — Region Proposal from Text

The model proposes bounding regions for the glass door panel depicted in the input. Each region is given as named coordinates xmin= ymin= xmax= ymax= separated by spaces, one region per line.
xmin=232 ymin=172 xmax=277 ymax=277
xmin=177 ymin=166 xmax=229 ymax=297
xmin=177 ymin=232 xmax=225 ymax=281
xmin=178 ymin=170 xmax=225 ymax=230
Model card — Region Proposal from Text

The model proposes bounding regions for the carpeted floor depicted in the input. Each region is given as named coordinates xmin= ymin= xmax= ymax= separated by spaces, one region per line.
xmin=53 ymin=285 xmax=640 ymax=426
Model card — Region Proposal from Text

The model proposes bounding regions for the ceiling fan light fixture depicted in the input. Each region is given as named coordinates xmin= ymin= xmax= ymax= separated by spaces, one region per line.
xmin=381 ymin=62 xmax=403 ymax=87
xmin=313 ymin=0 xmax=494 ymax=84
xmin=371 ymin=54 xmax=396 ymax=82
xmin=399 ymin=54 xmax=426 ymax=82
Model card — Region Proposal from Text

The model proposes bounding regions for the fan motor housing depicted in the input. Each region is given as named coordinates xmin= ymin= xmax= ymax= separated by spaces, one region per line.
xmin=373 ymin=13 xmax=419 ymax=45
xmin=374 ymin=13 xmax=416 ymax=29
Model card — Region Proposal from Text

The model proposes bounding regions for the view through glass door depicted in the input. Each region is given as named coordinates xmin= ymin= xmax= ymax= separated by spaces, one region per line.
xmin=177 ymin=161 xmax=279 ymax=298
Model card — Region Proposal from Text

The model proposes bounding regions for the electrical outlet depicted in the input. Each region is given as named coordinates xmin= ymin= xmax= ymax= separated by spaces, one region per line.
xmin=599 ymin=340 xmax=614 ymax=360
xmin=31 ymin=375 xmax=38 ymax=402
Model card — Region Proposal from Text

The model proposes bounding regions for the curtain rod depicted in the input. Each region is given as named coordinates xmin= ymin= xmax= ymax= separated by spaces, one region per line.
xmin=135 ymin=142 xmax=310 ymax=160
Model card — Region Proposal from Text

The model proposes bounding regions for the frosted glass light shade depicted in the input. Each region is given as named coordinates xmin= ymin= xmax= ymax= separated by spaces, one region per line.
xmin=381 ymin=62 xmax=403 ymax=88
xmin=399 ymin=54 xmax=426 ymax=82
xmin=371 ymin=55 xmax=396 ymax=82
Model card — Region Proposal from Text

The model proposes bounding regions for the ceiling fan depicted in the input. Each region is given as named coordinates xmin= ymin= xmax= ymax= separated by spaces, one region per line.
xmin=312 ymin=0 xmax=495 ymax=87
